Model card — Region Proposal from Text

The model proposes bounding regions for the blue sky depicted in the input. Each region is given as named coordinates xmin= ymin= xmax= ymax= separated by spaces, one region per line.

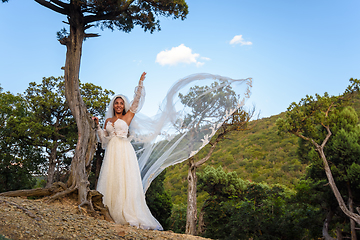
xmin=1 ymin=0 xmax=359 ymax=118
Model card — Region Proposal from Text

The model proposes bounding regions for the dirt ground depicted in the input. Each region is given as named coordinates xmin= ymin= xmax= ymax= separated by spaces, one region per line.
xmin=0 ymin=196 xmax=208 ymax=240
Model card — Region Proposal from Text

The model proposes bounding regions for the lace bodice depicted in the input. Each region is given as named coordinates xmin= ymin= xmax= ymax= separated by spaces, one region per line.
xmin=106 ymin=119 xmax=129 ymax=138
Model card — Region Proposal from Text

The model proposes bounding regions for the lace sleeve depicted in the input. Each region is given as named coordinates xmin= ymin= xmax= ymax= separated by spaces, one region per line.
xmin=96 ymin=125 xmax=109 ymax=149
xmin=129 ymin=82 xmax=146 ymax=113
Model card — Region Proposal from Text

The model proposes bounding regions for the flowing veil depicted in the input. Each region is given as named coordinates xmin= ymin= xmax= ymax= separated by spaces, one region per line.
xmin=125 ymin=73 xmax=252 ymax=192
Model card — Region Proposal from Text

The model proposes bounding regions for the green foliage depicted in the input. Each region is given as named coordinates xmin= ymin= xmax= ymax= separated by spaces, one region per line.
xmin=28 ymin=0 xmax=188 ymax=34
xmin=0 ymin=77 xmax=114 ymax=191
xmin=23 ymin=76 xmax=75 ymax=167
xmin=165 ymin=112 xmax=303 ymax=206
xmin=277 ymin=79 xmax=360 ymax=238
xmin=0 ymin=90 xmax=45 ymax=192
xmin=22 ymin=76 xmax=113 ymax=184
xmin=33 ymin=176 xmax=47 ymax=189
xmin=86 ymin=0 xmax=189 ymax=33
xmin=198 ymin=165 xmax=248 ymax=199
xmin=146 ymin=170 xmax=173 ymax=230
xmin=167 ymin=203 xmax=187 ymax=234
xmin=178 ymin=81 xmax=238 ymax=128
xmin=199 ymin=166 xmax=320 ymax=239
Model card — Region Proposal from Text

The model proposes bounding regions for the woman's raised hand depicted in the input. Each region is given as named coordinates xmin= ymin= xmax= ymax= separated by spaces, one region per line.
xmin=139 ymin=72 xmax=146 ymax=84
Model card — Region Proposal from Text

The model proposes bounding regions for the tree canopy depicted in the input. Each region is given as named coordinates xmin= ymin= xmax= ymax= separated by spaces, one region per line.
xmin=276 ymin=78 xmax=360 ymax=229
xmin=34 ymin=0 xmax=188 ymax=36
xmin=0 ymin=88 xmax=46 ymax=192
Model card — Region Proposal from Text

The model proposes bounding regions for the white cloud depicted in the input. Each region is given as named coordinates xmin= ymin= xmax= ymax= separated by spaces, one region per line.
xmin=230 ymin=35 xmax=252 ymax=46
xmin=201 ymin=56 xmax=211 ymax=61
xmin=156 ymin=44 xmax=209 ymax=67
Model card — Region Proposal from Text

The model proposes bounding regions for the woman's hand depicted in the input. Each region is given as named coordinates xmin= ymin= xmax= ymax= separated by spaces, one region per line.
xmin=92 ymin=116 xmax=99 ymax=126
xmin=139 ymin=72 xmax=146 ymax=84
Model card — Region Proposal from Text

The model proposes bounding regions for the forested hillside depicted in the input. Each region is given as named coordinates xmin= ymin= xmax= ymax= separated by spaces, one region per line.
xmin=165 ymin=92 xmax=360 ymax=205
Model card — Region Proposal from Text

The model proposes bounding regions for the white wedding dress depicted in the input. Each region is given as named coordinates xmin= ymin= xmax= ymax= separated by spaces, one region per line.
xmin=96 ymin=118 xmax=163 ymax=230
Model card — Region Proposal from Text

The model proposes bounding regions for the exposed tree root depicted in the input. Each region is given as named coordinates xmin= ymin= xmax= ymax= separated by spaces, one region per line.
xmin=78 ymin=189 xmax=95 ymax=213
xmin=0 ymin=182 xmax=66 ymax=198
xmin=0 ymin=199 xmax=41 ymax=221
xmin=0 ymin=182 xmax=113 ymax=223
xmin=90 ymin=190 xmax=114 ymax=222
xmin=46 ymin=186 xmax=77 ymax=203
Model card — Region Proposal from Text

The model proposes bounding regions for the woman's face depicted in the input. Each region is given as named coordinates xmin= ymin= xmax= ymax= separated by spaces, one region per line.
xmin=113 ymin=97 xmax=125 ymax=115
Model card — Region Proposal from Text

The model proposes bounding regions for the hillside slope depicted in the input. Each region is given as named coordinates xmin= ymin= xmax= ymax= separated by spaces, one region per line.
xmin=165 ymin=112 xmax=304 ymax=205
xmin=165 ymin=92 xmax=360 ymax=205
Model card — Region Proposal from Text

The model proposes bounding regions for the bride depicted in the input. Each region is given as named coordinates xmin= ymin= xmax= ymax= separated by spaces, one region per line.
xmin=93 ymin=72 xmax=163 ymax=230
xmin=93 ymin=71 xmax=252 ymax=230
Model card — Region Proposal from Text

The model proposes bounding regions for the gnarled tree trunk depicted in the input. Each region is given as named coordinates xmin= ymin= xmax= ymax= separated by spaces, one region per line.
xmin=347 ymin=184 xmax=357 ymax=240
xmin=311 ymin=127 xmax=360 ymax=226
xmin=61 ymin=4 xmax=97 ymax=206
xmin=186 ymin=157 xmax=197 ymax=235
xmin=46 ymin=141 xmax=58 ymax=188
xmin=185 ymin=135 xmax=222 ymax=235
xmin=322 ymin=210 xmax=336 ymax=240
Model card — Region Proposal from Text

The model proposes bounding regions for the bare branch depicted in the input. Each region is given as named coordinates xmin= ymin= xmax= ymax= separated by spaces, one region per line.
xmin=325 ymin=102 xmax=334 ymax=117
xmin=293 ymin=131 xmax=311 ymax=142
xmin=321 ymin=125 xmax=332 ymax=149
xmin=85 ymin=33 xmax=100 ymax=38
xmin=34 ymin=0 xmax=69 ymax=15
xmin=195 ymin=134 xmax=223 ymax=167
xmin=84 ymin=24 xmax=95 ymax=30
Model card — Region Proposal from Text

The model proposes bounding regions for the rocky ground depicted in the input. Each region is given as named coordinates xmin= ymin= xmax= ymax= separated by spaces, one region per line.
xmin=0 ymin=196 xmax=208 ymax=240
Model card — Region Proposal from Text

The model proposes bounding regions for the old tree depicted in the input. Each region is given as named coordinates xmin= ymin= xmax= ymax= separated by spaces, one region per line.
xmin=178 ymin=82 xmax=254 ymax=234
xmin=276 ymin=79 xmax=360 ymax=238
xmin=1 ymin=0 xmax=188 ymax=209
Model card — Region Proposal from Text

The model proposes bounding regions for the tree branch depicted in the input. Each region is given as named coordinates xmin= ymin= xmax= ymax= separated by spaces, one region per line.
xmin=316 ymin=142 xmax=360 ymax=225
xmin=49 ymin=0 xmax=68 ymax=9
xmin=83 ymin=0 xmax=135 ymax=24
xmin=321 ymin=125 xmax=332 ymax=149
xmin=292 ymin=131 xmax=311 ymax=142
xmin=34 ymin=0 xmax=69 ymax=15
xmin=195 ymin=134 xmax=223 ymax=167
xmin=85 ymin=33 xmax=100 ymax=38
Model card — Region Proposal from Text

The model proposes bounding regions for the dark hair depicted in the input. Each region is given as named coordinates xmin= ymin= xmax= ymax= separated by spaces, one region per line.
xmin=113 ymin=97 xmax=126 ymax=116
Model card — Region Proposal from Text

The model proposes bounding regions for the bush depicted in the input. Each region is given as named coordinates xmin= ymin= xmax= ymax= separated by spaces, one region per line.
xmin=199 ymin=166 xmax=319 ymax=239
xmin=146 ymin=170 xmax=173 ymax=230
xmin=167 ymin=203 xmax=187 ymax=233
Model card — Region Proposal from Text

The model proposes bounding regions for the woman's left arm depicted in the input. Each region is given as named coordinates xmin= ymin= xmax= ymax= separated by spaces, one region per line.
xmin=124 ymin=72 xmax=146 ymax=124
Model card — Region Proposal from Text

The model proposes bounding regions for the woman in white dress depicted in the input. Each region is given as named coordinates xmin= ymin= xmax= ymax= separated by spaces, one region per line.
xmin=93 ymin=72 xmax=163 ymax=230
xmin=92 ymin=72 xmax=253 ymax=230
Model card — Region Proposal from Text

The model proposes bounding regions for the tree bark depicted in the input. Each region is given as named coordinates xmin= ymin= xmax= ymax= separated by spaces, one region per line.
xmin=46 ymin=141 xmax=58 ymax=188
xmin=186 ymin=157 xmax=197 ymax=235
xmin=296 ymin=126 xmax=360 ymax=226
xmin=61 ymin=3 xmax=97 ymax=206
xmin=347 ymin=183 xmax=357 ymax=240
xmin=94 ymin=143 xmax=104 ymax=189
xmin=312 ymin=127 xmax=360 ymax=225
xmin=323 ymin=210 xmax=336 ymax=240
xmin=184 ymin=125 xmax=236 ymax=235
xmin=336 ymin=227 xmax=343 ymax=240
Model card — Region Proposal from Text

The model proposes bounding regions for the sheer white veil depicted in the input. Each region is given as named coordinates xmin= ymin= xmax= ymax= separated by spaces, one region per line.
xmin=100 ymin=73 xmax=252 ymax=193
